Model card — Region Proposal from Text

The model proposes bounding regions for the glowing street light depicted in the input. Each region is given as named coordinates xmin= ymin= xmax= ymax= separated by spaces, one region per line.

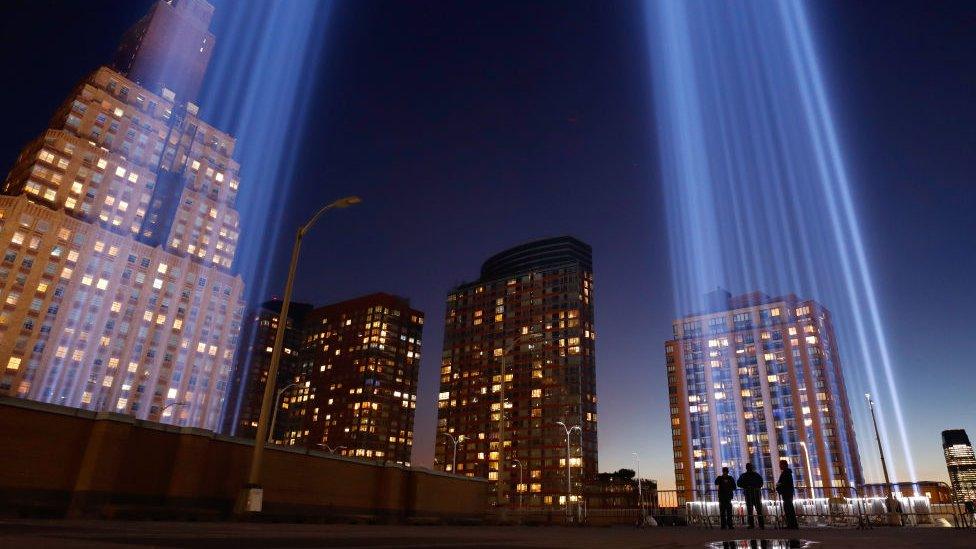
xmin=268 ymin=381 xmax=303 ymax=444
xmin=496 ymin=329 xmax=543 ymax=508
xmin=512 ymin=458 xmax=524 ymax=511
xmin=160 ymin=401 xmax=188 ymax=420
xmin=556 ymin=421 xmax=581 ymax=519
xmin=797 ymin=441 xmax=817 ymax=498
xmin=317 ymin=444 xmax=347 ymax=454
xmin=442 ymin=433 xmax=466 ymax=473
xmin=237 ymin=195 xmax=362 ymax=515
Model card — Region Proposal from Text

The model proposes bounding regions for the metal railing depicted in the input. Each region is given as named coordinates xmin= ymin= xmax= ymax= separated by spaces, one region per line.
xmin=680 ymin=483 xmax=976 ymax=529
xmin=484 ymin=482 xmax=976 ymax=529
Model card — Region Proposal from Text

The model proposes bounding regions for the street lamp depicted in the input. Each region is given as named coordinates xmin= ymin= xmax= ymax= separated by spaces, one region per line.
xmin=556 ymin=421 xmax=581 ymax=519
xmin=512 ymin=458 xmax=524 ymax=511
xmin=268 ymin=381 xmax=302 ymax=443
xmin=237 ymin=195 xmax=361 ymax=515
xmin=496 ymin=329 xmax=543 ymax=508
xmin=865 ymin=393 xmax=899 ymax=523
xmin=442 ymin=433 xmax=466 ymax=473
xmin=797 ymin=441 xmax=817 ymax=498
xmin=633 ymin=452 xmax=643 ymax=515
xmin=160 ymin=401 xmax=188 ymax=421
xmin=317 ymin=444 xmax=347 ymax=454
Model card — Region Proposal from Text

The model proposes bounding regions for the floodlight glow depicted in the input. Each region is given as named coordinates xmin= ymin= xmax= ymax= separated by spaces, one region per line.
xmin=644 ymin=0 xmax=916 ymax=483
xmin=196 ymin=1 xmax=336 ymax=432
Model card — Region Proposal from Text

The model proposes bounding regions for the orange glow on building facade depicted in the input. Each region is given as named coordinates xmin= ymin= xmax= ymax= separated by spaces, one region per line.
xmin=300 ymin=293 xmax=424 ymax=465
xmin=435 ymin=236 xmax=598 ymax=508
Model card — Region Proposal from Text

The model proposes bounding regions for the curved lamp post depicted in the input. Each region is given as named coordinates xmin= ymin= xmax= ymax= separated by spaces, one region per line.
xmin=496 ymin=329 xmax=543 ymax=508
xmin=512 ymin=458 xmax=524 ymax=511
xmin=268 ymin=381 xmax=302 ymax=443
xmin=557 ymin=421 xmax=581 ymax=519
xmin=161 ymin=401 xmax=188 ymax=422
xmin=442 ymin=432 xmax=466 ymax=473
xmin=237 ymin=195 xmax=362 ymax=514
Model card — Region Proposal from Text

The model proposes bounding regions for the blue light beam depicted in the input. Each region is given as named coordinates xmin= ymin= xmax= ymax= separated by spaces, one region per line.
xmin=645 ymin=0 xmax=916 ymax=483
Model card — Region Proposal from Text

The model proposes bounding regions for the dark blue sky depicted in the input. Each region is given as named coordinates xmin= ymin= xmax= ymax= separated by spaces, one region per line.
xmin=1 ymin=0 xmax=972 ymax=485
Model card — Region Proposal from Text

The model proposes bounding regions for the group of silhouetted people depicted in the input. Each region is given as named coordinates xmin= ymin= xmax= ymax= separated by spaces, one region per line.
xmin=713 ymin=460 xmax=799 ymax=530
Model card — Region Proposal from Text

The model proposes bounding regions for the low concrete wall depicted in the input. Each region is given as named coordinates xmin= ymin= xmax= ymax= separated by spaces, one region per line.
xmin=0 ymin=397 xmax=488 ymax=521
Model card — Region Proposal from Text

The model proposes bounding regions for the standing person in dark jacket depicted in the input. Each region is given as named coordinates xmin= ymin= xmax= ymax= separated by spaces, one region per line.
xmin=715 ymin=466 xmax=737 ymax=529
xmin=776 ymin=460 xmax=798 ymax=529
xmin=737 ymin=462 xmax=765 ymax=529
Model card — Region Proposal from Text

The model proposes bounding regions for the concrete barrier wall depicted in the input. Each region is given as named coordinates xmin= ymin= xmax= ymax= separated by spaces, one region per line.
xmin=0 ymin=397 xmax=488 ymax=521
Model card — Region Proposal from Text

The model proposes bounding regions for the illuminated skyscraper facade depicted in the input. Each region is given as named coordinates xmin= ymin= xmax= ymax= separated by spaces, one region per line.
xmin=300 ymin=293 xmax=424 ymax=465
xmin=223 ymin=299 xmax=313 ymax=441
xmin=942 ymin=429 xmax=976 ymax=503
xmin=436 ymin=236 xmax=598 ymax=508
xmin=666 ymin=291 xmax=863 ymax=503
xmin=0 ymin=0 xmax=245 ymax=431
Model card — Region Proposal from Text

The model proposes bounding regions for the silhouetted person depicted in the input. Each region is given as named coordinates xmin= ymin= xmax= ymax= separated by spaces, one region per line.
xmin=776 ymin=459 xmax=798 ymax=529
xmin=737 ymin=462 xmax=765 ymax=529
xmin=715 ymin=466 xmax=737 ymax=529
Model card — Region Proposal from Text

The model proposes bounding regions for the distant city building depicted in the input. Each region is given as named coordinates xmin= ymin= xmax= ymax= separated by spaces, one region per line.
xmin=435 ymin=236 xmax=598 ymax=509
xmin=942 ymin=429 xmax=976 ymax=503
xmin=666 ymin=290 xmax=863 ymax=503
xmin=0 ymin=0 xmax=245 ymax=430
xmin=113 ymin=0 xmax=215 ymax=103
xmin=861 ymin=481 xmax=954 ymax=504
xmin=584 ymin=470 xmax=657 ymax=510
xmin=223 ymin=298 xmax=313 ymax=441
xmin=300 ymin=293 xmax=423 ymax=465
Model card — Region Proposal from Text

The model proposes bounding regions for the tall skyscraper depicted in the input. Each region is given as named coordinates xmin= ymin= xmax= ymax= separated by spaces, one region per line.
xmin=223 ymin=298 xmax=313 ymax=441
xmin=666 ymin=290 xmax=863 ymax=503
xmin=113 ymin=0 xmax=216 ymax=103
xmin=942 ymin=429 xmax=976 ymax=503
xmin=0 ymin=0 xmax=245 ymax=431
xmin=300 ymin=293 xmax=424 ymax=465
xmin=436 ymin=236 xmax=598 ymax=509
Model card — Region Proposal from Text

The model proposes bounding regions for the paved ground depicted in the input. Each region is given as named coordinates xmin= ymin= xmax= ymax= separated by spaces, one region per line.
xmin=0 ymin=520 xmax=973 ymax=548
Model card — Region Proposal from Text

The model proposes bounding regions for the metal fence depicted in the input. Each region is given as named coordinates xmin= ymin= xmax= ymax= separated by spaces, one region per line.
xmin=485 ymin=483 xmax=976 ymax=529
xmin=679 ymin=485 xmax=976 ymax=529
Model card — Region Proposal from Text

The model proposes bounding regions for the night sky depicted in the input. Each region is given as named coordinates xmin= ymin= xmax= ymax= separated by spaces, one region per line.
xmin=1 ymin=1 xmax=973 ymax=487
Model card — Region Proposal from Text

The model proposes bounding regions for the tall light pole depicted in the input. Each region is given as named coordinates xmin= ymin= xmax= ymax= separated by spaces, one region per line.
xmin=236 ymin=195 xmax=362 ymax=514
xmin=268 ymin=381 xmax=302 ymax=443
xmin=512 ymin=458 xmax=524 ymax=511
xmin=797 ymin=441 xmax=816 ymax=498
xmin=633 ymin=452 xmax=643 ymax=514
xmin=496 ymin=329 xmax=542 ymax=509
xmin=442 ymin=433 xmax=466 ymax=473
xmin=865 ymin=393 xmax=897 ymax=518
xmin=557 ymin=421 xmax=581 ymax=519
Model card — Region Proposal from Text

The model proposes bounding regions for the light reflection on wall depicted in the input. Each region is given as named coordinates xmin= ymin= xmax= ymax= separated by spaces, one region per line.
xmin=644 ymin=0 xmax=916 ymax=483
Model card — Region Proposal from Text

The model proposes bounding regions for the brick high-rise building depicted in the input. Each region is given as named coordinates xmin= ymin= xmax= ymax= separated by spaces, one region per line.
xmin=300 ymin=293 xmax=424 ymax=465
xmin=436 ymin=236 xmax=598 ymax=509
xmin=0 ymin=0 xmax=246 ymax=431
xmin=666 ymin=290 xmax=863 ymax=503
xmin=942 ymin=429 xmax=976 ymax=503
xmin=223 ymin=298 xmax=313 ymax=441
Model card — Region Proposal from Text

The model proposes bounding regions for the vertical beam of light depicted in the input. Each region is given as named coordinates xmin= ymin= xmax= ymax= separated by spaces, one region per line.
xmin=644 ymin=0 xmax=916 ymax=483
xmin=196 ymin=1 xmax=335 ymax=431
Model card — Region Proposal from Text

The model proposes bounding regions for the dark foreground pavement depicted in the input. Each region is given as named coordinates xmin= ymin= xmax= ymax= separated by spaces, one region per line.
xmin=0 ymin=520 xmax=973 ymax=548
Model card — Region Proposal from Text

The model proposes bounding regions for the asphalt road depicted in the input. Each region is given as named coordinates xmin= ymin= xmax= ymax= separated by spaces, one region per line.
xmin=0 ymin=520 xmax=973 ymax=548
